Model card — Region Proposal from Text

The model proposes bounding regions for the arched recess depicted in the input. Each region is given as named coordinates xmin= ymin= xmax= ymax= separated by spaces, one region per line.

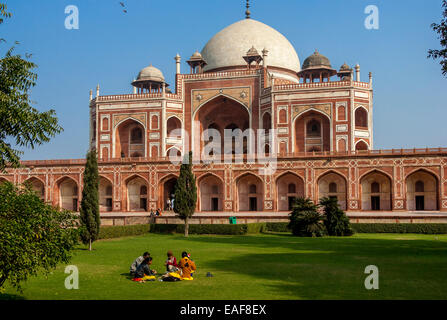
xmin=167 ymin=116 xmax=182 ymax=138
xmin=115 ymin=118 xmax=146 ymax=158
xmin=25 ymin=177 xmax=45 ymax=201
xmin=159 ymin=175 xmax=178 ymax=211
xmin=57 ymin=177 xmax=79 ymax=211
xmin=262 ymin=112 xmax=272 ymax=134
xmin=317 ymin=171 xmax=347 ymax=210
xmin=360 ymin=170 xmax=392 ymax=211
xmin=198 ymin=173 xmax=224 ymax=212
xmin=355 ymin=140 xmax=369 ymax=151
xmin=99 ymin=176 xmax=113 ymax=212
xmin=405 ymin=169 xmax=439 ymax=211
xmin=126 ymin=175 xmax=148 ymax=212
xmin=0 ymin=177 xmax=8 ymax=185
xmin=166 ymin=147 xmax=182 ymax=158
xmin=236 ymin=173 xmax=264 ymax=212
xmin=294 ymin=110 xmax=331 ymax=153
xmin=194 ymin=95 xmax=250 ymax=157
xmin=355 ymin=106 xmax=368 ymax=129
xmin=276 ymin=172 xmax=305 ymax=211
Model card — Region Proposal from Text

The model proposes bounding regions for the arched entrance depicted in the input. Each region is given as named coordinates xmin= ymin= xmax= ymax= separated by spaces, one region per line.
xmin=126 ymin=176 xmax=148 ymax=211
xmin=355 ymin=140 xmax=369 ymax=151
xmin=276 ymin=173 xmax=304 ymax=211
xmin=406 ymin=170 xmax=438 ymax=211
xmin=115 ymin=119 xmax=145 ymax=158
xmin=294 ymin=110 xmax=330 ymax=153
xmin=237 ymin=174 xmax=263 ymax=212
xmin=161 ymin=176 xmax=178 ymax=211
xmin=317 ymin=172 xmax=347 ymax=210
xmin=360 ymin=171 xmax=392 ymax=211
xmin=198 ymin=174 xmax=224 ymax=211
xmin=25 ymin=177 xmax=45 ymax=201
xmin=99 ymin=177 xmax=113 ymax=212
xmin=58 ymin=177 xmax=79 ymax=211
xmin=167 ymin=117 xmax=182 ymax=138
xmin=195 ymin=95 xmax=250 ymax=157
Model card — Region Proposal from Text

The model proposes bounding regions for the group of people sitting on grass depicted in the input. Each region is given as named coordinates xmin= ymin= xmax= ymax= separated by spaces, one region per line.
xmin=129 ymin=250 xmax=196 ymax=283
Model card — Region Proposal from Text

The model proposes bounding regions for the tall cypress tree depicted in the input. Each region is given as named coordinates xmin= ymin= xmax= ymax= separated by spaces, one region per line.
xmin=79 ymin=150 xmax=100 ymax=250
xmin=173 ymin=151 xmax=197 ymax=237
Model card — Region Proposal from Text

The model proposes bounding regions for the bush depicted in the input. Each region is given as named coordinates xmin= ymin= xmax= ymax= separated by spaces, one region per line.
xmin=265 ymin=222 xmax=290 ymax=232
xmin=288 ymin=198 xmax=325 ymax=237
xmin=98 ymin=224 xmax=151 ymax=239
xmin=320 ymin=197 xmax=354 ymax=236
xmin=351 ymin=223 xmax=447 ymax=234
xmin=149 ymin=223 xmax=266 ymax=235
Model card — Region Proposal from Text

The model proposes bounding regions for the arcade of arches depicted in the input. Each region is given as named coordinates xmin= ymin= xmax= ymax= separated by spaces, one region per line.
xmin=1 ymin=165 xmax=444 ymax=213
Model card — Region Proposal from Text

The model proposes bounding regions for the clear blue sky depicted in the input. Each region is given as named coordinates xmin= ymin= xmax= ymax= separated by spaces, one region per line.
xmin=1 ymin=0 xmax=446 ymax=160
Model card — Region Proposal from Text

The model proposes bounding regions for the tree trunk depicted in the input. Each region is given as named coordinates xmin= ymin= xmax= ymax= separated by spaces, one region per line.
xmin=185 ymin=217 xmax=189 ymax=237
xmin=89 ymin=239 xmax=92 ymax=251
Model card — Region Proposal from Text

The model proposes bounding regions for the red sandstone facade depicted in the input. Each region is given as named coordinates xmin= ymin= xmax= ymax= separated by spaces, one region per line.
xmin=1 ymin=17 xmax=446 ymax=215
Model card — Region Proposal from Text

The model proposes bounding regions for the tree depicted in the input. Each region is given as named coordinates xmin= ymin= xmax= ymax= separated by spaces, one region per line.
xmin=428 ymin=0 xmax=447 ymax=77
xmin=0 ymin=3 xmax=63 ymax=171
xmin=0 ymin=182 xmax=79 ymax=292
xmin=320 ymin=197 xmax=354 ymax=236
xmin=173 ymin=152 xmax=197 ymax=237
xmin=79 ymin=150 xmax=100 ymax=251
xmin=288 ymin=197 xmax=325 ymax=237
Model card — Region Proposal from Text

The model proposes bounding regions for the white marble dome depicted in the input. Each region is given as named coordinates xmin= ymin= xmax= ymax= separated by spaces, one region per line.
xmin=137 ymin=64 xmax=165 ymax=82
xmin=201 ymin=19 xmax=300 ymax=73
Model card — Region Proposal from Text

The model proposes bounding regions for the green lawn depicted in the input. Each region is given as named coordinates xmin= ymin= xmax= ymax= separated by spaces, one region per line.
xmin=2 ymin=233 xmax=447 ymax=300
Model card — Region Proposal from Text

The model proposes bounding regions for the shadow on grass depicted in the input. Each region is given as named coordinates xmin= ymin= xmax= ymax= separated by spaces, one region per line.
xmin=0 ymin=293 xmax=26 ymax=300
xmin=178 ymin=234 xmax=447 ymax=299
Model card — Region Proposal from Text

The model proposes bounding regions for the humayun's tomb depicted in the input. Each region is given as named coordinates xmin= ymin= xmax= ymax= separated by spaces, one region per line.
xmin=1 ymin=4 xmax=447 ymax=225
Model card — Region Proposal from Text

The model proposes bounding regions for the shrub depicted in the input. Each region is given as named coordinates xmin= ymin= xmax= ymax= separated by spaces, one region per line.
xmin=288 ymin=198 xmax=325 ymax=237
xmin=98 ymin=224 xmax=151 ymax=239
xmin=351 ymin=223 xmax=447 ymax=234
xmin=265 ymin=222 xmax=290 ymax=232
xmin=320 ymin=197 xmax=354 ymax=236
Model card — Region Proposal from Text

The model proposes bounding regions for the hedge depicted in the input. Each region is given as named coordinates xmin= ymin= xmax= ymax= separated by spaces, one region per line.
xmin=149 ymin=223 xmax=267 ymax=235
xmin=98 ymin=224 xmax=151 ymax=239
xmin=351 ymin=223 xmax=447 ymax=234
xmin=96 ymin=222 xmax=447 ymax=239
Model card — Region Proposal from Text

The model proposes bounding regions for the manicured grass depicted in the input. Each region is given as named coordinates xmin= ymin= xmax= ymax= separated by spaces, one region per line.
xmin=2 ymin=233 xmax=447 ymax=300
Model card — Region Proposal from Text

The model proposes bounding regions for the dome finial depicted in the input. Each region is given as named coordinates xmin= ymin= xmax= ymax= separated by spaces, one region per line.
xmin=245 ymin=0 xmax=251 ymax=19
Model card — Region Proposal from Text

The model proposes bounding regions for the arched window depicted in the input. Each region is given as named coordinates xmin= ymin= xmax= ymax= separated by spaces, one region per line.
xmin=307 ymin=119 xmax=321 ymax=137
xmin=106 ymin=185 xmax=113 ymax=196
xmin=415 ymin=180 xmax=424 ymax=193
xmin=249 ymin=184 xmax=257 ymax=194
xmin=288 ymin=183 xmax=296 ymax=194
xmin=329 ymin=182 xmax=337 ymax=193
xmin=151 ymin=115 xmax=159 ymax=130
xmin=140 ymin=185 xmax=147 ymax=195
xmin=262 ymin=113 xmax=272 ymax=133
xmin=337 ymin=105 xmax=346 ymax=121
xmin=355 ymin=108 xmax=368 ymax=128
xmin=102 ymin=117 xmax=109 ymax=131
xmin=279 ymin=109 xmax=287 ymax=123
xmin=371 ymin=182 xmax=380 ymax=193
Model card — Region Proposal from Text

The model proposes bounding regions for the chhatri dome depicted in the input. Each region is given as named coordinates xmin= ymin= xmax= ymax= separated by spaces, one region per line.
xmin=201 ymin=18 xmax=301 ymax=74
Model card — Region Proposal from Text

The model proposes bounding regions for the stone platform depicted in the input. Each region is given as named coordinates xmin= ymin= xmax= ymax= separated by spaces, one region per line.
xmin=99 ymin=211 xmax=447 ymax=226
